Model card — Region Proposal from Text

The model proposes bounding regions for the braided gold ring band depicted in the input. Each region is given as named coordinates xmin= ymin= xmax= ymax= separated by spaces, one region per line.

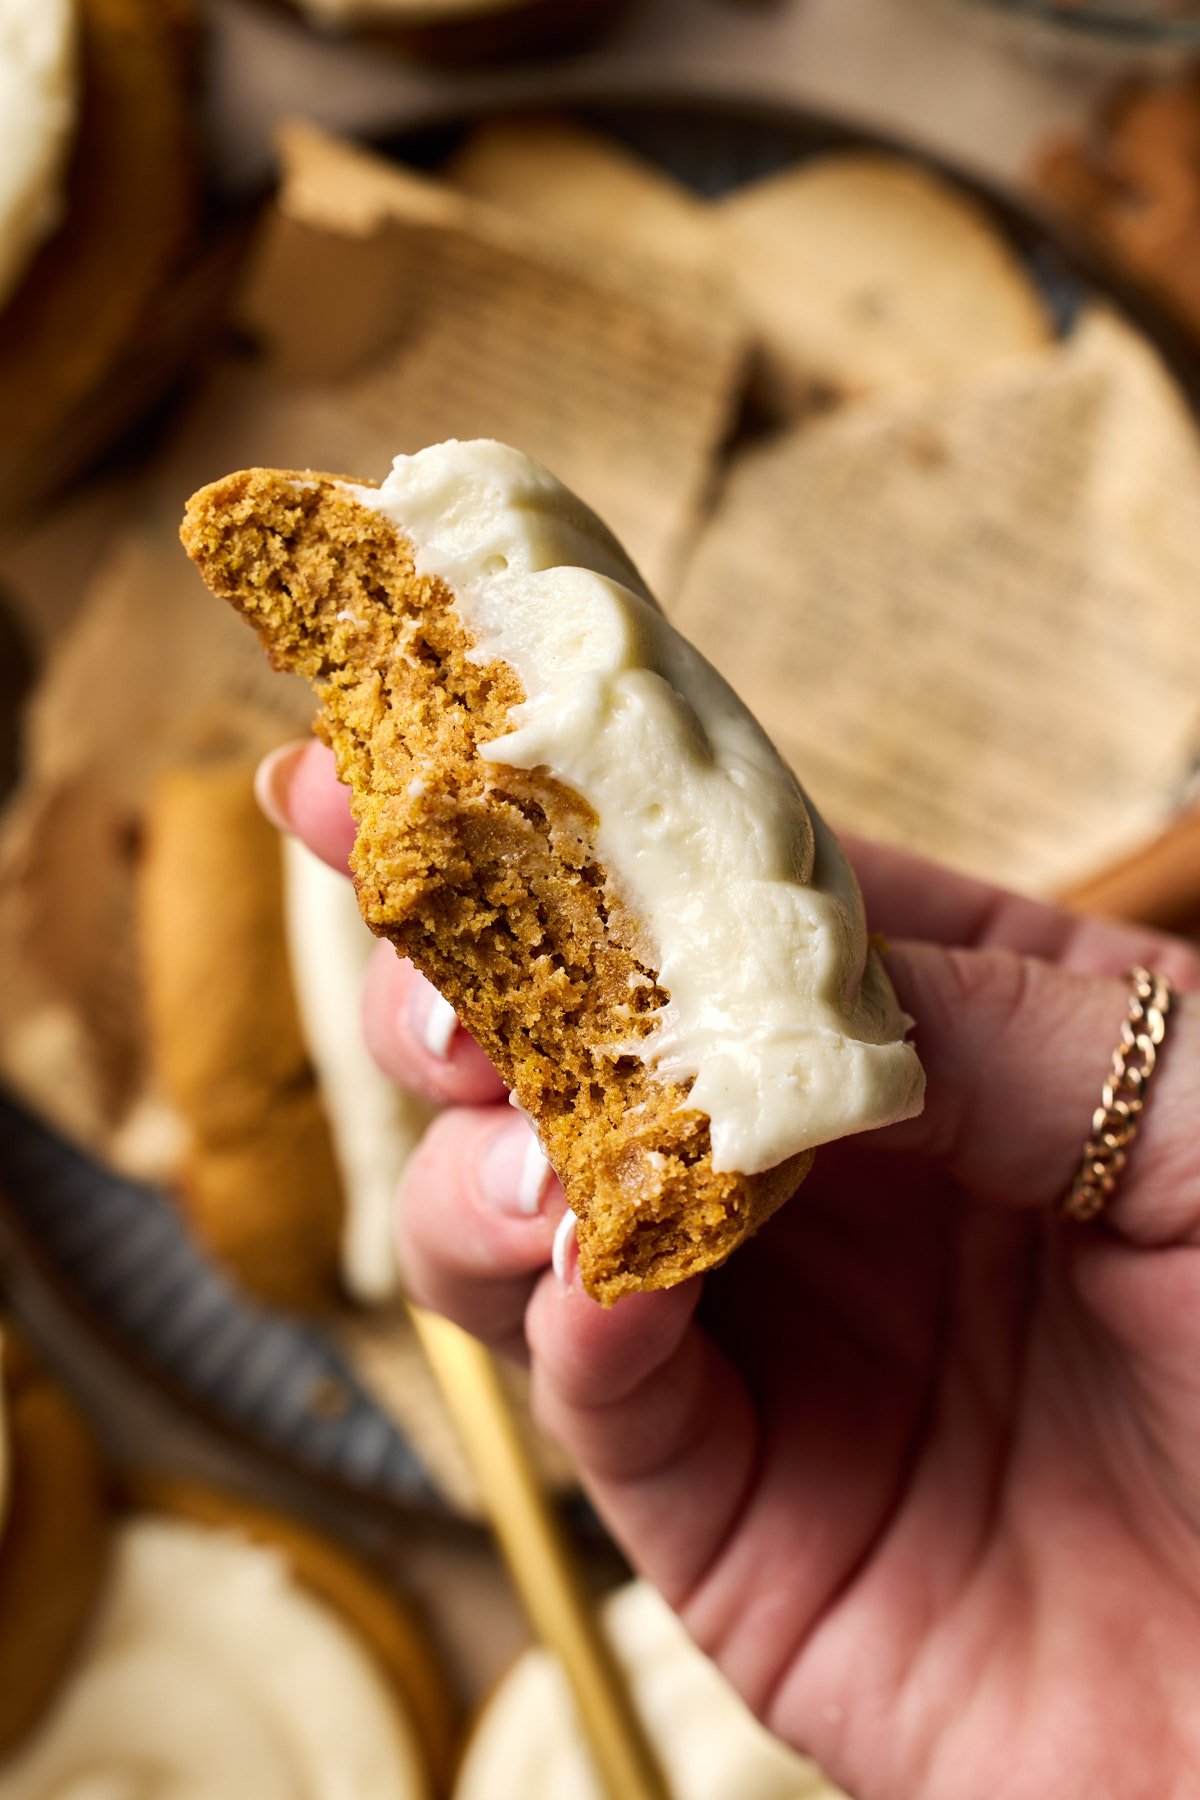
xmin=1061 ymin=966 xmax=1174 ymax=1223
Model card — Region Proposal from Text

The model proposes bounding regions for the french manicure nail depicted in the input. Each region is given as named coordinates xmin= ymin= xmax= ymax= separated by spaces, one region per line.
xmin=480 ymin=1118 xmax=553 ymax=1218
xmin=552 ymin=1208 xmax=580 ymax=1284
xmin=411 ymin=983 xmax=458 ymax=1059
xmin=254 ymin=742 xmax=307 ymax=832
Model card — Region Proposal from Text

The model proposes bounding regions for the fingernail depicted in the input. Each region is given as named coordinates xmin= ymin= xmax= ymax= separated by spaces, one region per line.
xmin=552 ymin=1208 xmax=580 ymax=1285
xmin=255 ymin=742 xmax=307 ymax=832
xmin=409 ymin=981 xmax=458 ymax=1059
xmin=479 ymin=1118 xmax=553 ymax=1218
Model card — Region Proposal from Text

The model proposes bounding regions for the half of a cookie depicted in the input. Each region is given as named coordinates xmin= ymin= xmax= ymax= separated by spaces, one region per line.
xmin=181 ymin=441 xmax=923 ymax=1303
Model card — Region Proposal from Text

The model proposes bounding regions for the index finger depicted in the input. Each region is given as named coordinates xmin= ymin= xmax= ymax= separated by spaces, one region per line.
xmin=844 ymin=832 xmax=1200 ymax=989
xmin=256 ymin=739 xmax=356 ymax=873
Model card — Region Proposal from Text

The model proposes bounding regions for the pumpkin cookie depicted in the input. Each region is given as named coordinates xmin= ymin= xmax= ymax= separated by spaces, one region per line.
xmin=138 ymin=760 xmax=345 ymax=1311
xmin=182 ymin=442 xmax=923 ymax=1303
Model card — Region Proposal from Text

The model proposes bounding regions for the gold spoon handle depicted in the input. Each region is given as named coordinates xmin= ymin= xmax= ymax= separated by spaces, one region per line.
xmin=408 ymin=1305 xmax=671 ymax=1800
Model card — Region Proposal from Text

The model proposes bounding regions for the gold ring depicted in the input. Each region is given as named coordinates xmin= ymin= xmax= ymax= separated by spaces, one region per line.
xmin=1061 ymin=966 xmax=1174 ymax=1223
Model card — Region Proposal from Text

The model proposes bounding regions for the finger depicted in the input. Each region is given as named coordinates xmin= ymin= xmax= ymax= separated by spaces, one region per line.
xmin=845 ymin=834 xmax=1200 ymax=988
xmin=524 ymin=1271 xmax=755 ymax=1605
xmin=397 ymin=1106 xmax=564 ymax=1356
xmin=364 ymin=942 xmax=506 ymax=1107
xmin=255 ymin=740 xmax=355 ymax=873
xmin=525 ymin=1262 xmax=917 ymax=1718
xmin=880 ymin=940 xmax=1200 ymax=1240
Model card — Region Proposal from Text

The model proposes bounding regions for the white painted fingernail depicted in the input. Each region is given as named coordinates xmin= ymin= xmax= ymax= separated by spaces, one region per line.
xmin=552 ymin=1209 xmax=579 ymax=1284
xmin=254 ymin=741 xmax=307 ymax=832
xmin=411 ymin=984 xmax=458 ymax=1059
xmin=517 ymin=1133 xmax=552 ymax=1214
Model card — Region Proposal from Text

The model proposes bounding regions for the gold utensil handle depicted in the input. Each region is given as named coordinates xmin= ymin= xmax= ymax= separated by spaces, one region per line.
xmin=1061 ymin=804 xmax=1200 ymax=933
xmin=408 ymin=1305 xmax=671 ymax=1800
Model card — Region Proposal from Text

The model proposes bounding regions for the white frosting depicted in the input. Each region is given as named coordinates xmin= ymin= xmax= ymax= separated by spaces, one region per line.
xmin=0 ymin=0 xmax=77 ymax=312
xmin=349 ymin=441 xmax=924 ymax=1176
xmin=454 ymin=1580 xmax=846 ymax=1800
xmin=0 ymin=1517 xmax=430 ymax=1800
xmin=283 ymin=837 xmax=435 ymax=1305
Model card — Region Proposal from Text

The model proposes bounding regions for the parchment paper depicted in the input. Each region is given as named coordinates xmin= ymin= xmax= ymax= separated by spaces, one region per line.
xmin=241 ymin=121 xmax=749 ymax=601
xmin=671 ymin=306 xmax=1200 ymax=896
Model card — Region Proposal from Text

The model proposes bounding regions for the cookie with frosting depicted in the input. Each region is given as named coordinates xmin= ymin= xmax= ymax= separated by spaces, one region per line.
xmin=0 ymin=1431 xmax=453 ymax=1795
xmin=0 ymin=0 xmax=196 ymax=518
xmin=182 ymin=441 xmax=924 ymax=1303
xmin=0 ymin=0 xmax=78 ymax=314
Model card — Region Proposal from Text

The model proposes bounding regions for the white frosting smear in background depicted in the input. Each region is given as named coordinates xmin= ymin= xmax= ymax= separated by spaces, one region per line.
xmin=283 ymin=837 xmax=435 ymax=1305
xmin=351 ymin=441 xmax=923 ymax=1175
xmin=0 ymin=0 xmax=77 ymax=312
xmin=0 ymin=1518 xmax=429 ymax=1800
xmin=455 ymin=1580 xmax=847 ymax=1800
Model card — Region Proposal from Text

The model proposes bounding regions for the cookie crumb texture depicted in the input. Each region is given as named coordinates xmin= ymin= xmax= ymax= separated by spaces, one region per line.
xmin=183 ymin=473 xmax=811 ymax=1302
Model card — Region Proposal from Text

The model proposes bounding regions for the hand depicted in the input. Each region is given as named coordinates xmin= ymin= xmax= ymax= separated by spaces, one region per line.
xmin=260 ymin=739 xmax=1200 ymax=1800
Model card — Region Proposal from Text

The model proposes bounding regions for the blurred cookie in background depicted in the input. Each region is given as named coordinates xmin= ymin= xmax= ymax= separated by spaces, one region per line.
xmin=0 ymin=1322 xmax=111 ymax=1758
xmin=0 ymin=0 xmax=77 ymax=318
xmin=137 ymin=761 xmax=349 ymax=1316
xmin=0 ymin=584 xmax=32 ymax=804
xmin=716 ymin=153 xmax=1054 ymax=411
xmin=1034 ymin=70 xmax=1200 ymax=345
xmin=0 ymin=1321 xmax=455 ymax=1796
xmin=0 ymin=0 xmax=198 ymax=526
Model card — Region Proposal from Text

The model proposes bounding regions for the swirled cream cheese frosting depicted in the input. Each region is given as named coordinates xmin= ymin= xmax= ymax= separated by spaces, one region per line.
xmin=0 ymin=0 xmax=77 ymax=312
xmin=455 ymin=1580 xmax=848 ymax=1800
xmin=348 ymin=441 xmax=923 ymax=1177
xmin=0 ymin=1519 xmax=430 ymax=1800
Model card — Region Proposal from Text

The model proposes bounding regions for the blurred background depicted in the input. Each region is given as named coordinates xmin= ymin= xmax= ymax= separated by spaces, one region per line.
xmin=2 ymin=2 xmax=1200 ymax=1795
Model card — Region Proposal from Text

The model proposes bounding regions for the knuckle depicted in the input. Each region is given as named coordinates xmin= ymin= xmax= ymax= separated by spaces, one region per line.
xmin=936 ymin=944 xmax=1036 ymax=1034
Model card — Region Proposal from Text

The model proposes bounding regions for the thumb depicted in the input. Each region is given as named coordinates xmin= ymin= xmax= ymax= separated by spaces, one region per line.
xmin=879 ymin=942 xmax=1200 ymax=1242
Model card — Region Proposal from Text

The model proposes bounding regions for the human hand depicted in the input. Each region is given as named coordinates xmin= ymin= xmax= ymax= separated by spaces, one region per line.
xmin=260 ymin=738 xmax=1200 ymax=1800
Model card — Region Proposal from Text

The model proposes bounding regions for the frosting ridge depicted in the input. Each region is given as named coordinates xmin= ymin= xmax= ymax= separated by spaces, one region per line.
xmin=350 ymin=440 xmax=923 ymax=1175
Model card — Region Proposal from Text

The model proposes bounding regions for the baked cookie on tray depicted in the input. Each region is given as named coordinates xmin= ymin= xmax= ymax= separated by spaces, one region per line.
xmin=0 ymin=1326 xmax=453 ymax=1795
xmin=182 ymin=440 xmax=924 ymax=1304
